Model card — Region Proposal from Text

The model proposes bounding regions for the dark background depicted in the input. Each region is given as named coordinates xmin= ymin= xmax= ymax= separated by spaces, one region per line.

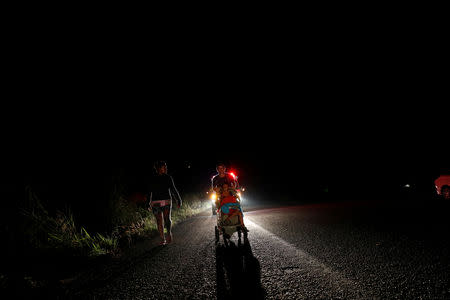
xmin=3 ymin=73 xmax=449 ymax=232
xmin=2 ymin=16 xmax=449 ymax=236
xmin=3 ymin=114 xmax=448 ymax=226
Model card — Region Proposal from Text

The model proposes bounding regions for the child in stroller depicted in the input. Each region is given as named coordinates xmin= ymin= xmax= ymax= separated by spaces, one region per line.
xmin=216 ymin=183 xmax=249 ymax=237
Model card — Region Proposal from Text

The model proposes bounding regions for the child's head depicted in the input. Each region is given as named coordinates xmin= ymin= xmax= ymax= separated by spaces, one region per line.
xmin=221 ymin=183 xmax=229 ymax=194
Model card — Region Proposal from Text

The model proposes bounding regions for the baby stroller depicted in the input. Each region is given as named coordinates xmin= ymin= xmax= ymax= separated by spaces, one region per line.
xmin=215 ymin=192 xmax=248 ymax=244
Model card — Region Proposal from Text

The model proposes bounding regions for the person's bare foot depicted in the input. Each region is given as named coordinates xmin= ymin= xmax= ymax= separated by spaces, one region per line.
xmin=166 ymin=233 xmax=173 ymax=244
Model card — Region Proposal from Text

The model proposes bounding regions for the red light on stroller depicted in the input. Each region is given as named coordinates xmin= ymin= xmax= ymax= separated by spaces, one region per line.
xmin=230 ymin=172 xmax=236 ymax=179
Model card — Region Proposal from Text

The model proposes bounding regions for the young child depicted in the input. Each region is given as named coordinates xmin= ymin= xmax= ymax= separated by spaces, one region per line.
xmin=217 ymin=183 xmax=249 ymax=232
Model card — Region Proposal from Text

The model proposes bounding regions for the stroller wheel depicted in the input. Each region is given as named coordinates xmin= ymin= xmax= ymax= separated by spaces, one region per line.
xmin=222 ymin=228 xmax=230 ymax=240
xmin=215 ymin=226 xmax=219 ymax=243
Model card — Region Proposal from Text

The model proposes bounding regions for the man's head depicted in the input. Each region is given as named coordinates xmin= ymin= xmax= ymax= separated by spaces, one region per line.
xmin=154 ymin=160 xmax=167 ymax=174
xmin=216 ymin=162 xmax=226 ymax=175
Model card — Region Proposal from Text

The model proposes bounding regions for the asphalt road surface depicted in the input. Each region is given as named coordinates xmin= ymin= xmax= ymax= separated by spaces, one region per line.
xmin=78 ymin=197 xmax=450 ymax=299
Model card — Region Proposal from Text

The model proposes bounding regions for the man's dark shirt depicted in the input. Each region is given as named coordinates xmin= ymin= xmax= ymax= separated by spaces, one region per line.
xmin=211 ymin=173 xmax=238 ymax=190
xmin=148 ymin=174 xmax=182 ymax=206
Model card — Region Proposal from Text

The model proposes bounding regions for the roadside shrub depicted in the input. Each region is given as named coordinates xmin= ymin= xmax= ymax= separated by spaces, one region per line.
xmin=20 ymin=186 xmax=119 ymax=257
xmin=20 ymin=184 xmax=209 ymax=258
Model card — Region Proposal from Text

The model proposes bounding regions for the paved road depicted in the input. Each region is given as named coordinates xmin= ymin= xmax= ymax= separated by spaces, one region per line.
xmin=81 ymin=198 xmax=450 ymax=299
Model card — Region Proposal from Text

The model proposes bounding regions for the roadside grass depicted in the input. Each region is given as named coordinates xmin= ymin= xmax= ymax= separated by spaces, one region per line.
xmin=21 ymin=186 xmax=119 ymax=257
xmin=109 ymin=192 xmax=209 ymax=246
xmin=20 ymin=186 xmax=209 ymax=258
xmin=171 ymin=195 xmax=209 ymax=226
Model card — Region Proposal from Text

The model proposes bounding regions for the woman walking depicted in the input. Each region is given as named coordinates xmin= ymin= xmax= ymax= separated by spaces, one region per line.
xmin=147 ymin=161 xmax=182 ymax=245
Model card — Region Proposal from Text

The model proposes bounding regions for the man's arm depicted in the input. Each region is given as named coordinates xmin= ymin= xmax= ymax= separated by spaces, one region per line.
xmin=211 ymin=175 xmax=216 ymax=190
xmin=212 ymin=175 xmax=220 ymax=193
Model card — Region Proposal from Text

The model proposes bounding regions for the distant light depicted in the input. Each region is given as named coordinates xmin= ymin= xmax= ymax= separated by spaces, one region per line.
xmin=404 ymin=184 xmax=410 ymax=188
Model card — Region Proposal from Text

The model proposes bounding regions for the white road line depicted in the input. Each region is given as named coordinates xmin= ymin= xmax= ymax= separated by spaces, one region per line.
xmin=245 ymin=217 xmax=374 ymax=299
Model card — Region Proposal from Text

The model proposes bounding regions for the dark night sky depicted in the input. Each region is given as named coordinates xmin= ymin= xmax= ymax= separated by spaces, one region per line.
xmin=6 ymin=100 xmax=449 ymax=184
xmin=2 ymin=32 xmax=449 ymax=226
xmin=1 ymin=15 xmax=448 ymax=241
xmin=9 ymin=113 xmax=447 ymax=198
xmin=2 ymin=94 xmax=448 ymax=234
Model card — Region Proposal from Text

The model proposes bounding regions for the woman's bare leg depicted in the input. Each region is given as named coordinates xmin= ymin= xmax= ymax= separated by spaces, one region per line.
xmin=155 ymin=211 xmax=165 ymax=242
xmin=163 ymin=206 xmax=172 ymax=243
